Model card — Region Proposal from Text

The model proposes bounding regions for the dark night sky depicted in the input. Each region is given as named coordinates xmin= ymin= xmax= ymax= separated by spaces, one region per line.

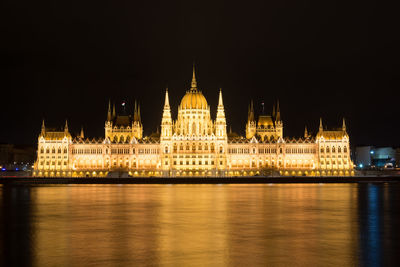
xmin=1 ymin=0 xmax=399 ymax=147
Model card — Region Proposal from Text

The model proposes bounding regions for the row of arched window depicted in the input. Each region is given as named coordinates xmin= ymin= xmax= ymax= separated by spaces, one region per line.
xmin=320 ymin=159 xmax=349 ymax=165
xmin=40 ymin=147 xmax=67 ymax=154
xmin=110 ymin=148 xmax=130 ymax=154
xmin=320 ymin=146 xmax=347 ymax=153
xmin=72 ymin=148 xmax=102 ymax=154
xmin=285 ymin=147 xmax=316 ymax=154
xmin=138 ymin=148 xmax=159 ymax=154
xmin=172 ymin=143 xmax=216 ymax=153
xmin=228 ymin=148 xmax=251 ymax=154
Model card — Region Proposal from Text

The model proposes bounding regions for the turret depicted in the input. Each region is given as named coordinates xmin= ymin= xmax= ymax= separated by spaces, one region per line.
xmin=41 ymin=119 xmax=46 ymax=136
xmin=215 ymin=88 xmax=227 ymax=139
xmin=112 ymin=102 xmax=116 ymax=119
xmin=107 ymin=100 xmax=112 ymax=121
xmin=275 ymin=100 xmax=283 ymax=138
xmin=342 ymin=118 xmax=346 ymax=132
xmin=80 ymin=126 xmax=84 ymax=139
xmin=132 ymin=100 xmax=143 ymax=139
xmin=246 ymin=100 xmax=256 ymax=139
xmin=272 ymin=103 xmax=276 ymax=118
xmin=276 ymin=100 xmax=281 ymax=122
xmin=161 ymin=88 xmax=173 ymax=139
xmin=248 ymin=100 xmax=255 ymax=122
xmin=319 ymin=118 xmax=323 ymax=132
xmin=304 ymin=126 xmax=309 ymax=138
xmin=64 ymin=120 xmax=69 ymax=133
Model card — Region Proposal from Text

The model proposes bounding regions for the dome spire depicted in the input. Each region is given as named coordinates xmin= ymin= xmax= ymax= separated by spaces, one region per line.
xmin=342 ymin=117 xmax=346 ymax=131
xmin=218 ymin=88 xmax=223 ymax=107
xmin=276 ymin=100 xmax=281 ymax=121
xmin=164 ymin=88 xmax=170 ymax=107
xmin=41 ymin=119 xmax=46 ymax=135
xmin=319 ymin=117 xmax=323 ymax=131
xmin=191 ymin=63 xmax=197 ymax=91
xmin=107 ymin=100 xmax=112 ymax=121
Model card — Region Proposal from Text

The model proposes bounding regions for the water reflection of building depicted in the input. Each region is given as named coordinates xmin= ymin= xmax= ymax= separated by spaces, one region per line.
xmin=33 ymin=67 xmax=354 ymax=177
xmin=357 ymin=184 xmax=400 ymax=267
xmin=225 ymin=184 xmax=359 ymax=266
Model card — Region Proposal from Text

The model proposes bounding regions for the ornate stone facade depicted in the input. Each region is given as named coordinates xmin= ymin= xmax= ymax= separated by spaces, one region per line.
xmin=33 ymin=67 xmax=354 ymax=177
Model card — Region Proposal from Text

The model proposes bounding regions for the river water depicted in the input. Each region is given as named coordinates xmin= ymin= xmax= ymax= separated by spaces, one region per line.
xmin=1 ymin=183 xmax=399 ymax=266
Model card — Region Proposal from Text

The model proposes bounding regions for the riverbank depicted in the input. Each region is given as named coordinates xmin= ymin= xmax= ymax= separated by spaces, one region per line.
xmin=1 ymin=176 xmax=400 ymax=185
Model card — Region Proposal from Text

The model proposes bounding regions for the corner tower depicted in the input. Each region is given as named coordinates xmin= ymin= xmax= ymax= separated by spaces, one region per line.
xmin=215 ymin=89 xmax=227 ymax=139
xmin=161 ymin=88 xmax=172 ymax=140
xmin=246 ymin=100 xmax=256 ymax=139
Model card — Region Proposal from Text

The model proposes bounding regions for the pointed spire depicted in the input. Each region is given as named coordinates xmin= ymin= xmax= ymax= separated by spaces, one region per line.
xmin=342 ymin=118 xmax=346 ymax=131
xmin=134 ymin=100 xmax=138 ymax=121
xmin=319 ymin=118 xmax=323 ymax=131
xmin=276 ymin=100 xmax=281 ymax=121
xmin=304 ymin=126 xmax=308 ymax=138
xmin=229 ymin=126 xmax=232 ymax=134
xmin=191 ymin=63 xmax=197 ymax=91
xmin=80 ymin=126 xmax=84 ymax=138
xmin=248 ymin=100 xmax=255 ymax=122
xmin=137 ymin=103 xmax=141 ymax=123
xmin=272 ymin=103 xmax=276 ymax=118
xmin=64 ymin=119 xmax=69 ymax=133
xmin=112 ymin=102 xmax=116 ymax=118
xmin=107 ymin=100 xmax=112 ymax=121
xmin=164 ymin=88 xmax=170 ymax=107
xmin=218 ymin=88 xmax=223 ymax=107
xmin=41 ymin=119 xmax=46 ymax=135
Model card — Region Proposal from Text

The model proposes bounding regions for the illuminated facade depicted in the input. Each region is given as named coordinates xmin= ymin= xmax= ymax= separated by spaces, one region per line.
xmin=33 ymin=67 xmax=354 ymax=177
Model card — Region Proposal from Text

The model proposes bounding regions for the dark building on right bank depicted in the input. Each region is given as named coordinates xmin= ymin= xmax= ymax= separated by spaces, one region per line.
xmin=355 ymin=146 xmax=400 ymax=169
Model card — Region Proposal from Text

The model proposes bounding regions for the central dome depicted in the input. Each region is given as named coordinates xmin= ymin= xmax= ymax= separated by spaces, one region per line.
xmin=179 ymin=65 xmax=208 ymax=110
xmin=180 ymin=90 xmax=208 ymax=109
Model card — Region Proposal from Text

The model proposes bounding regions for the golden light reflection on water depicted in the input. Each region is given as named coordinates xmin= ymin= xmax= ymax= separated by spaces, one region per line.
xmin=10 ymin=184 xmax=363 ymax=266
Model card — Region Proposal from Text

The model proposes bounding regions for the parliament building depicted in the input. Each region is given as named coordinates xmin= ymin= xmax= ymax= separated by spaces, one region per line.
xmin=33 ymin=67 xmax=354 ymax=177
